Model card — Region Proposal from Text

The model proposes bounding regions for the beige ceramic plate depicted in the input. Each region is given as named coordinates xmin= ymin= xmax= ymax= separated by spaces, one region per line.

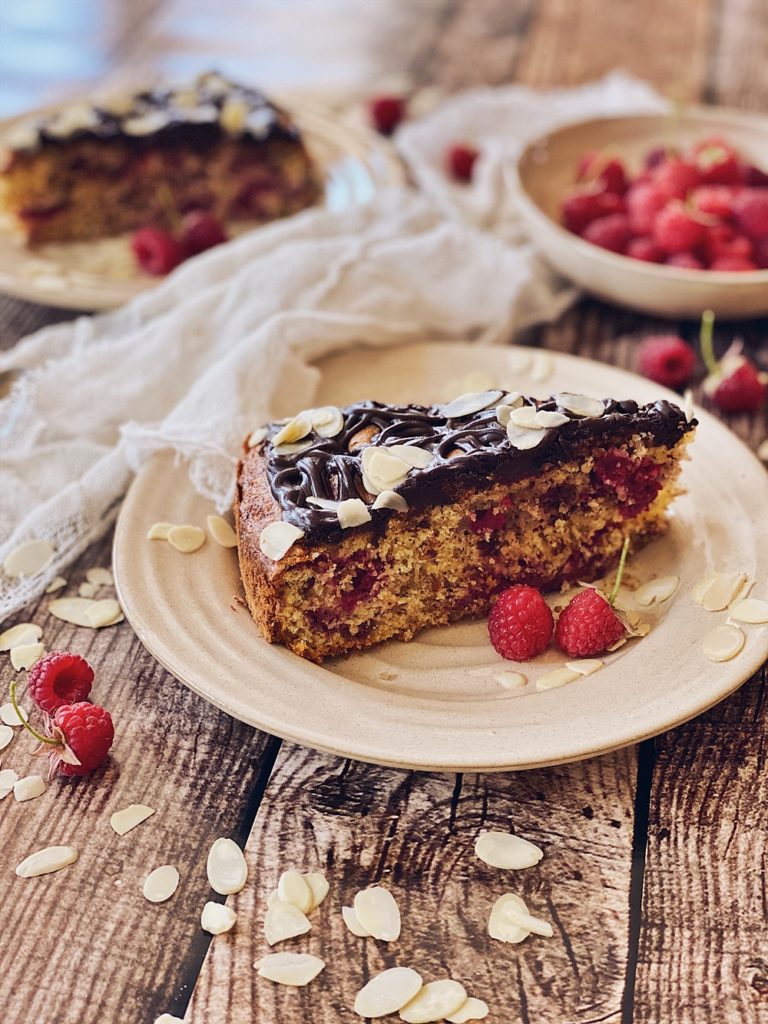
xmin=114 ymin=343 xmax=768 ymax=771
xmin=0 ymin=93 xmax=402 ymax=310
xmin=514 ymin=108 xmax=768 ymax=319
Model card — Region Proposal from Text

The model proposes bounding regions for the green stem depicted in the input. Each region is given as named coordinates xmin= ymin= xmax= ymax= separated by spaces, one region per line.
xmin=700 ymin=309 xmax=719 ymax=376
xmin=9 ymin=680 xmax=56 ymax=746
xmin=609 ymin=537 xmax=631 ymax=605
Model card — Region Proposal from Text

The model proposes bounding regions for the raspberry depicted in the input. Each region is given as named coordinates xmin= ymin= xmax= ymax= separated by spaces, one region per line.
xmin=555 ymin=588 xmax=626 ymax=656
xmin=446 ymin=142 xmax=479 ymax=182
xmin=637 ymin=335 xmax=695 ymax=388
xmin=665 ymin=252 xmax=704 ymax=270
xmin=652 ymin=201 xmax=706 ymax=254
xmin=703 ymin=224 xmax=753 ymax=264
xmin=652 ymin=157 xmax=700 ymax=200
xmin=562 ymin=190 xmax=624 ymax=234
xmin=692 ymin=138 xmax=741 ymax=185
xmin=625 ymin=236 xmax=663 ymax=262
xmin=52 ymin=702 xmax=114 ymax=777
xmin=753 ymin=236 xmax=768 ymax=269
xmin=627 ymin=183 xmax=668 ymax=234
xmin=691 ymin=185 xmax=739 ymax=219
xmin=27 ymin=651 xmax=94 ymax=715
xmin=180 ymin=211 xmax=228 ymax=256
xmin=577 ymin=153 xmax=627 ymax=194
xmin=743 ymin=164 xmax=768 ymax=188
xmin=732 ymin=188 xmax=768 ymax=240
xmin=132 ymin=227 xmax=184 ymax=275
xmin=711 ymin=361 xmax=766 ymax=411
xmin=368 ymin=95 xmax=406 ymax=135
xmin=488 ymin=585 xmax=554 ymax=661
xmin=582 ymin=213 xmax=632 ymax=253
xmin=644 ymin=145 xmax=669 ymax=170
xmin=710 ymin=255 xmax=758 ymax=272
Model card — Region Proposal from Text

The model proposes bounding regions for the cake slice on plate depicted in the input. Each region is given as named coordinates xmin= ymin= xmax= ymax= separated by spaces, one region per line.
xmin=0 ymin=71 xmax=320 ymax=244
xmin=235 ymin=389 xmax=695 ymax=662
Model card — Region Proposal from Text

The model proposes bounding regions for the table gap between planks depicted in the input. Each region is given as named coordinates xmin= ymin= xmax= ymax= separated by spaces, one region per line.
xmin=1 ymin=0 xmax=767 ymax=1022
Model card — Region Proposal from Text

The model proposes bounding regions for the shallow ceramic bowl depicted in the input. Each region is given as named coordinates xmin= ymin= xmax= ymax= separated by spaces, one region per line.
xmin=514 ymin=108 xmax=768 ymax=319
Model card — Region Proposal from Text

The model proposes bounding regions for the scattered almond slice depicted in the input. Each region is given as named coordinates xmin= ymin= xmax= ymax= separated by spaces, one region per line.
xmin=264 ymin=899 xmax=312 ymax=945
xmin=0 ymin=768 xmax=20 ymax=790
xmin=110 ymin=803 xmax=156 ymax=836
xmin=16 ymin=845 xmax=78 ymax=877
xmin=3 ymin=538 xmax=55 ymax=578
xmin=0 ymin=725 xmax=13 ymax=751
xmin=337 ymin=498 xmax=372 ymax=529
xmin=167 ymin=525 xmax=206 ymax=553
xmin=207 ymin=837 xmax=248 ymax=895
xmin=440 ymin=391 xmax=502 ymax=419
xmin=259 ymin=521 xmax=304 ymax=561
xmin=278 ymin=869 xmax=313 ymax=913
xmin=399 ymin=979 xmax=468 ymax=1024
xmin=354 ymin=967 xmax=424 ymax=1018
xmin=147 ymin=522 xmax=175 ymax=541
xmin=535 ymin=667 xmax=581 ymax=691
xmin=372 ymin=490 xmax=408 ymax=512
xmin=494 ymin=670 xmax=526 ymax=689
xmin=201 ymin=901 xmax=237 ymax=935
xmin=10 ymin=643 xmax=45 ymax=671
xmin=0 ymin=622 xmax=43 ymax=651
xmin=312 ymin=406 xmax=345 ymax=438
xmin=703 ymin=623 xmax=745 ymax=663
xmin=633 ymin=576 xmax=680 ymax=607
xmin=267 ymin=889 xmax=281 ymax=909
xmin=0 ymin=702 xmax=28 ymax=727
xmin=272 ymin=413 xmax=313 ymax=447
xmin=86 ymin=566 xmax=114 ymax=586
xmin=247 ymin=426 xmax=268 ymax=448
xmin=85 ymin=599 xmax=123 ymax=629
xmin=353 ymin=886 xmax=401 ymax=942
xmin=447 ymin=997 xmax=491 ymax=1023
xmin=362 ymin=447 xmax=412 ymax=494
xmin=207 ymin=515 xmax=237 ymax=548
xmin=565 ymin=659 xmax=604 ymax=676
xmin=535 ymin=409 xmax=570 ymax=428
xmin=489 ymin=893 xmax=552 ymax=943
xmin=303 ymin=871 xmax=329 ymax=912
xmin=507 ymin=424 xmax=547 ymax=451
xmin=474 ymin=831 xmax=543 ymax=870
xmin=342 ymin=905 xmax=372 ymax=937
xmin=14 ymin=775 xmax=46 ymax=802
xmin=730 ymin=598 xmax=768 ymax=624
xmin=695 ymin=572 xmax=749 ymax=611
xmin=143 ymin=865 xmax=180 ymax=903
xmin=256 ymin=952 xmax=325 ymax=986
xmin=507 ymin=404 xmax=540 ymax=429
xmin=154 ymin=1015 xmax=185 ymax=1024
xmin=49 ymin=597 xmax=100 ymax=626
xmin=45 ymin=576 xmax=67 ymax=593
xmin=555 ymin=393 xmax=604 ymax=418
xmin=78 ymin=581 xmax=99 ymax=598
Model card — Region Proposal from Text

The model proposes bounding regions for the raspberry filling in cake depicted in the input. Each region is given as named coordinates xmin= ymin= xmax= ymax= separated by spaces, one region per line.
xmin=235 ymin=390 xmax=696 ymax=662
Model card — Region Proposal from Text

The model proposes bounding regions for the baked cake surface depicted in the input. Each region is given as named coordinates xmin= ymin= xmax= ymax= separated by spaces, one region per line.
xmin=235 ymin=389 xmax=696 ymax=662
xmin=0 ymin=71 xmax=320 ymax=243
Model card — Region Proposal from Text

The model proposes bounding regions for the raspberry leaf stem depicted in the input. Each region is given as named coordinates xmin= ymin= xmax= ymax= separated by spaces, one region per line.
xmin=608 ymin=537 xmax=631 ymax=606
xmin=700 ymin=309 xmax=719 ymax=376
xmin=9 ymin=680 xmax=57 ymax=745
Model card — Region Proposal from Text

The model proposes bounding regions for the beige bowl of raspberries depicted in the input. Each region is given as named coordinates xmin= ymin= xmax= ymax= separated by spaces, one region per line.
xmin=514 ymin=108 xmax=768 ymax=319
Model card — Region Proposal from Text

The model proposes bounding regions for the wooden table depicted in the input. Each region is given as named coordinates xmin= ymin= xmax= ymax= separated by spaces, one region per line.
xmin=1 ymin=2 xmax=767 ymax=1022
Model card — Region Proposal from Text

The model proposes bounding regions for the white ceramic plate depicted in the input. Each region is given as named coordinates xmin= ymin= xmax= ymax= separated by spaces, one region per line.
xmin=0 ymin=93 xmax=402 ymax=310
xmin=514 ymin=108 xmax=768 ymax=319
xmin=113 ymin=343 xmax=768 ymax=771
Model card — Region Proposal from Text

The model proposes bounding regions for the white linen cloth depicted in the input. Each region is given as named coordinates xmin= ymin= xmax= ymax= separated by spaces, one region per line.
xmin=0 ymin=73 xmax=665 ymax=622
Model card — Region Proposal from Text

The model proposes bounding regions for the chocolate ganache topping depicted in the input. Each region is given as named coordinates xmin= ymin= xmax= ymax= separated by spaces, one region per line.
xmin=253 ymin=392 xmax=693 ymax=543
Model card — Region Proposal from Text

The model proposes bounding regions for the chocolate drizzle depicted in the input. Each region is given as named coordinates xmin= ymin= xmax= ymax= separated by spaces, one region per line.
xmin=256 ymin=395 xmax=693 ymax=543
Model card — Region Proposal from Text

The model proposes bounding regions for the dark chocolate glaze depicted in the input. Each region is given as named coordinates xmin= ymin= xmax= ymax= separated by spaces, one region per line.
xmin=257 ymin=394 xmax=694 ymax=543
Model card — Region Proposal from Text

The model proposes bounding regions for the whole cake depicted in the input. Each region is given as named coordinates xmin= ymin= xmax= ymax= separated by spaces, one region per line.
xmin=235 ymin=389 xmax=696 ymax=662
xmin=0 ymin=71 xmax=320 ymax=244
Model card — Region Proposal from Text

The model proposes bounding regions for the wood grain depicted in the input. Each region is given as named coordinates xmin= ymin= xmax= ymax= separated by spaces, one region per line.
xmin=187 ymin=745 xmax=636 ymax=1023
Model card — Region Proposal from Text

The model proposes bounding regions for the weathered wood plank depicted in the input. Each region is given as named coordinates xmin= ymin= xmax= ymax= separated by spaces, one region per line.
xmin=707 ymin=0 xmax=768 ymax=109
xmin=187 ymin=745 xmax=636 ymax=1023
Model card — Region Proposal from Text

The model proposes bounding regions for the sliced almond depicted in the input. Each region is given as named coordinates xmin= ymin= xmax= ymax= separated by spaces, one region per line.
xmin=555 ymin=393 xmax=604 ymax=418
xmin=16 ymin=845 xmax=78 ymax=877
xmin=730 ymin=598 xmax=768 ymax=624
xmin=447 ymin=997 xmax=491 ymax=1023
xmin=495 ymin=393 xmax=525 ymax=427
xmin=14 ymin=775 xmax=45 ymax=802
xmin=362 ymin=447 xmax=411 ymax=494
xmin=10 ymin=642 xmax=45 ymax=671
xmin=353 ymin=886 xmax=401 ymax=942
xmin=110 ymin=803 xmax=156 ymax=836
xmin=86 ymin=567 xmax=114 ymax=586
xmin=695 ymin=572 xmax=749 ymax=611
xmin=474 ymin=831 xmax=543 ymax=870
xmin=206 ymin=515 xmax=237 ymax=548
xmin=147 ymin=522 xmax=175 ymax=540
xmin=78 ymin=581 xmax=98 ymax=598
xmin=45 ymin=576 xmax=67 ymax=593
xmin=342 ymin=905 xmax=372 ymax=937
xmin=440 ymin=391 xmax=502 ymax=419
xmin=278 ymin=869 xmax=313 ymax=913
xmin=703 ymin=623 xmax=745 ymax=662
xmin=303 ymin=872 xmax=329 ymax=912
xmin=154 ymin=1015 xmax=185 ymax=1024
xmin=489 ymin=892 xmax=552 ymax=943
xmin=272 ymin=439 xmax=314 ymax=457
xmin=565 ymin=659 xmax=604 ymax=675
xmin=0 ymin=768 xmax=19 ymax=789
xmin=49 ymin=597 xmax=99 ymax=626
xmin=354 ymin=967 xmax=423 ymax=1018
xmin=0 ymin=622 xmax=43 ymax=651
xmin=535 ymin=409 xmax=570 ymax=428
xmin=337 ymin=498 xmax=372 ymax=529
xmin=247 ymin=426 xmax=268 ymax=448
xmin=633 ymin=576 xmax=680 ymax=607
xmin=494 ymin=671 xmax=526 ymax=689
xmin=0 ymin=726 xmax=13 ymax=751
xmin=0 ymin=702 xmax=28 ymax=727
xmin=3 ymin=539 xmax=55 ymax=578
xmin=272 ymin=413 xmax=313 ymax=447
xmin=312 ymin=406 xmax=344 ymax=438
xmin=306 ymin=496 xmax=339 ymax=511
xmin=501 ymin=897 xmax=553 ymax=937
xmin=201 ymin=901 xmax=237 ymax=935
xmin=399 ymin=979 xmax=468 ymax=1023
xmin=507 ymin=405 xmax=540 ymax=429
xmin=259 ymin=521 xmax=304 ymax=561
xmin=387 ymin=445 xmax=433 ymax=470
xmin=535 ymin=667 xmax=581 ymax=691
xmin=167 ymin=525 xmax=205 ymax=554
xmin=85 ymin=599 xmax=123 ymax=629
xmin=256 ymin=952 xmax=325 ymax=986
xmin=372 ymin=490 xmax=408 ymax=512
xmin=207 ymin=837 xmax=248 ymax=895
xmin=264 ymin=899 xmax=311 ymax=945
xmin=507 ymin=424 xmax=546 ymax=450
xmin=143 ymin=865 xmax=179 ymax=903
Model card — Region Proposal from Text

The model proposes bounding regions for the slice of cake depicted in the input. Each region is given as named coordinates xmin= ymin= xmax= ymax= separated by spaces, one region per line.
xmin=0 ymin=71 xmax=320 ymax=244
xmin=235 ymin=390 xmax=695 ymax=662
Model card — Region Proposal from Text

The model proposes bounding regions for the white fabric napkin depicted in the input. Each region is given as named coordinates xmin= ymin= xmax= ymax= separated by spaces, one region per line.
xmin=0 ymin=73 xmax=664 ymax=622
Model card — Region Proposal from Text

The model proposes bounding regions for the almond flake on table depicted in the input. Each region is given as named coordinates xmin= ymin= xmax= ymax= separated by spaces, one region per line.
xmin=474 ymin=830 xmax=544 ymax=870
xmin=16 ymin=845 xmax=78 ymax=877
xmin=354 ymin=967 xmax=423 ymax=1018
xmin=303 ymin=871 xmax=329 ymax=911
xmin=693 ymin=572 xmax=750 ymax=611
xmin=147 ymin=522 xmax=176 ymax=540
xmin=45 ymin=576 xmax=67 ymax=594
xmin=264 ymin=898 xmax=312 ymax=945
xmin=154 ymin=1015 xmax=185 ymax=1024
xmin=0 ymin=622 xmax=43 ymax=651
xmin=207 ymin=837 xmax=248 ymax=895
xmin=255 ymin=952 xmax=325 ymax=987
xmin=49 ymin=597 xmax=100 ymax=626
xmin=167 ymin=525 xmax=206 ymax=553
xmin=85 ymin=599 xmax=123 ymax=628
xmin=14 ymin=775 xmax=46 ymax=802
xmin=143 ymin=865 xmax=180 ymax=903
xmin=535 ymin=666 xmax=581 ymax=691
xmin=730 ymin=598 xmax=768 ymax=624
xmin=494 ymin=670 xmax=526 ymax=689
xmin=278 ymin=869 xmax=313 ymax=913
xmin=447 ymin=997 xmax=490 ymax=1023
xmin=0 ymin=702 xmax=28 ymax=727
xmin=3 ymin=538 xmax=55 ymax=578
xmin=703 ymin=623 xmax=745 ymax=663
xmin=201 ymin=901 xmax=238 ymax=935
xmin=86 ymin=566 xmax=114 ymax=586
xmin=78 ymin=581 xmax=99 ymax=598
xmin=0 ymin=725 xmax=13 ymax=752
xmin=10 ymin=642 xmax=45 ymax=671
xmin=110 ymin=803 xmax=156 ymax=836
xmin=0 ymin=768 xmax=20 ymax=793
xmin=399 ymin=979 xmax=468 ymax=1024
xmin=342 ymin=905 xmax=372 ymax=937
xmin=565 ymin=659 xmax=604 ymax=675
xmin=354 ymin=885 xmax=402 ymax=942
xmin=206 ymin=515 xmax=238 ymax=548
xmin=489 ymin=892 xmax=553 ymax=942
xmin=633 ymin=575 xmax=680 ymax=607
